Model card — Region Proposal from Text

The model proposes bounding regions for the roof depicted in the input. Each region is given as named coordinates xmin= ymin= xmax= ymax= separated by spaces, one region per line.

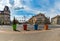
xmin=28 ymin=13 xmax=47 ymax=21
xmin=35 ymin=13 xmax=45 ymax=17
xmin=52 ymin=15 xmax=60 ymax=19
xmin=0 ymin=6 xmax=10 ymax=15
xmin=0 ymin=11 xmax=4 ymax=15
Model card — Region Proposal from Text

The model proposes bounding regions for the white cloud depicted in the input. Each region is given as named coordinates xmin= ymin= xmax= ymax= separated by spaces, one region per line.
xmin=0 ymin=4 xmax=4 ymax=10
xmin=2 ymin=0 xmax=11 ymax=7
xmin=9 ymin=0 xmax=60 ymax=21
xmin=11 ymin=0 xmax=42 ymax=15
xmin=48 ymin=1 xmax=60 ymax=16
xmin=41 ymin=0 xmax=60 ymax=18
xmin=0 ymin=0 xmax=12 ymax=10
xmin=1 ymin=0 xmax=60 ymax=20
xmin=23 ymin=6 xmax=44 ymax=14
xmin=54 ymin=1 xmax=60 ymax=9
xmin=13 ymin=0 xmax=23 ymax=8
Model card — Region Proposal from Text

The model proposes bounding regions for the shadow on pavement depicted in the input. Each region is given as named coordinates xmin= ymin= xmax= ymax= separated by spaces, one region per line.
xmin=14 ymin=30 xmax=20 ymax=32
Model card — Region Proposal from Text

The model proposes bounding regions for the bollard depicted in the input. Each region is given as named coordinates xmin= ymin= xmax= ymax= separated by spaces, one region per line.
xmin=44 ymin=24 xmax=48 ymax=30
xmin=12 ymin=24 xmax=17 ymax=31
xmin=23 ymin=24 xmax=27 ymax=30
xmin=34 ymin=24 xmax=38 ymax=30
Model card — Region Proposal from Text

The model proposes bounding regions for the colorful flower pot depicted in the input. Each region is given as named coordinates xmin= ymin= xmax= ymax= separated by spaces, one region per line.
xmin=44 ymin=24 xmax=48 ymax=30
xmin=23 ymin=24 xmax=27 ymax=30
xmin=12 ymin=24 xmax=17 ymax=31
xmin=34 ymin=24 xmax=38 ymax=30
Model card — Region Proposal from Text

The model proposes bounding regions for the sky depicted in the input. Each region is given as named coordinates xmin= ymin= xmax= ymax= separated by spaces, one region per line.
xmin=0 ymin=0 xmax=60 ymax=22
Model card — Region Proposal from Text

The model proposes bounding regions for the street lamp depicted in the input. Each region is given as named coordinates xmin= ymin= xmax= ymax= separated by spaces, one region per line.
xmin=24 ymin=16 xmax=26 ymax=23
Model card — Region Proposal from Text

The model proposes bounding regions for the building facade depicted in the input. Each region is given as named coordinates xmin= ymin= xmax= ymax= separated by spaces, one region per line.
xmin=51 ymin=15 xmax=60 ymax=25
xmin=28 ymin=13 xmax=50 ymax=25
xmin=0 ymin=6 xmax=10 ymax=25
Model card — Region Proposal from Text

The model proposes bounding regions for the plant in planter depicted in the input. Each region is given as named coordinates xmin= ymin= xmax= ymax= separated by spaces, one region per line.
xmin=44 ymin=18 xmax=48 ymax=30
xmin=34 ymin=23 xmax=38 ymax=30
xmin=12 ymin=17 xmax=17 ymax=31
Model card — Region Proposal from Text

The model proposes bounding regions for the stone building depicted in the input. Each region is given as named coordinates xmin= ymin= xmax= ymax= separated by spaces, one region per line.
xmin=28 ymin=13 xmax=50 ymax=25
xmin=51 ymin=15 xmax=60 ymax=25
xmin=0 ymin=6 xmax=10 ymax=25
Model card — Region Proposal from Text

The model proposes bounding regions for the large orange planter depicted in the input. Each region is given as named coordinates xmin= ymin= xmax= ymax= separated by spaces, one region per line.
xmin=23 ymin=24 xmax=27 ymax=30
xmin=44 ymin=24 xmax=48 ymax=30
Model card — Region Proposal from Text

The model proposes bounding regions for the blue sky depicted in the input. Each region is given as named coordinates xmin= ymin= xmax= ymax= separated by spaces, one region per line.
xmin=0 ymin=0 xmax=60 ymax=21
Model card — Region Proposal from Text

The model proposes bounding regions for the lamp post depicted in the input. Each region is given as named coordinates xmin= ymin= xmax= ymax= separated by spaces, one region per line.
xmin=24 ymin=16 xmax=26 ymax=22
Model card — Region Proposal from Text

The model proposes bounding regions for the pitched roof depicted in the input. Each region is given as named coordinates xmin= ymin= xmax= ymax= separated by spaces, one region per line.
xmin=28 ymin=13 xmax=46 ymax=21
xmin=0 ymin=11 xmax=4 ymax=15
xmin=52 ymin=15 xmax=60 ymax=19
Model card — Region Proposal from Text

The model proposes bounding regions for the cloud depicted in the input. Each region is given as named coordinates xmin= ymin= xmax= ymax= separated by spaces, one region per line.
xmin=1 ymin=0 xmax=60 ymax=21
xmin=9 ymin=0 xmax=60 ymax=21
xmin=45 ymin=0 xmax=60 ymax=18
xmin=10 ymin=0 xmax=54 ymax=20
xmin=13 ymin=0 xmax=23 ymax=8
xmin=9 ymin=0 xmax=14 ymax=5
xmin=0 ymin=0 xmax=12 ymax=10
xmin=10 ymin=0 xmax=45 ymax=15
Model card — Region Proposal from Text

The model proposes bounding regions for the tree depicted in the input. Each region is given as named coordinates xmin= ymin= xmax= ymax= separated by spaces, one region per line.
xmin=13 ymin=17 xmax=17 ymax=24
xmin=12 ymin=17 xmax=17 ymax=31
xmin=44 ymin=18 xmax=49 ymax=24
